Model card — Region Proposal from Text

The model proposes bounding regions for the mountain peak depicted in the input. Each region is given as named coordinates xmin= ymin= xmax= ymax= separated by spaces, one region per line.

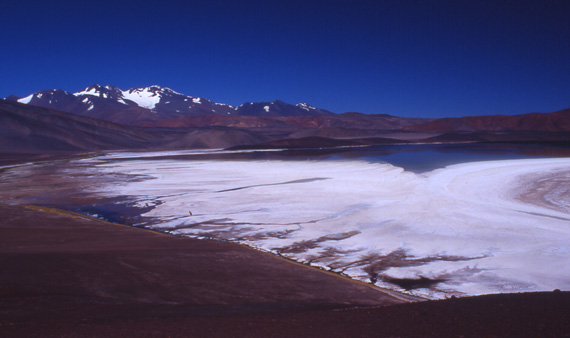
xmin=7 ymin=84 xmax=336 ymax=120
xmin=233 ymin=99 xmax=333 ymax=117
xmin=74 ymin=84 xmax=124 ymax=102
xmin=296 ymin=102 xmax=319 ymax=112
xmin=4 ymin=95 xmax=20 ymax=101
xmin=14 ymin=88 xmax=72 ymax=105
xmin=130 ymin=85 xmax=183 ymax=96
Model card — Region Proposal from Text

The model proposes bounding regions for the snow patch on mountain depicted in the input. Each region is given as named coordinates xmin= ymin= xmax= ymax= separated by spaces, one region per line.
xmin=148 ymin=85 xmax=183 ymax=96
xmin=297 ymin=103 xmax=317 ymax=111
xmin=17 ymin=94 xmax=34 ymax=104
xmin=122 ymin=87 xmax=162 ymax=110
xmin=74 ymin=87 xmax=101 ymax=97
xmin=215 ymin=102 xmax=235 ymax=108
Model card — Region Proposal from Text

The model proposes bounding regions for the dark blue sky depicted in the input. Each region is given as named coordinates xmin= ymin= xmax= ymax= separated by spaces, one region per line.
xmin=1 ymin=0 xmax=569 ymax=117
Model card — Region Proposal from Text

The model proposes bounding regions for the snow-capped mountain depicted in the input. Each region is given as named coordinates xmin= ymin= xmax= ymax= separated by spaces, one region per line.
xmin=8 ymin=85 xmax=332 ymax=125
xmin=235 ymin=100 xmax=332 ymax=117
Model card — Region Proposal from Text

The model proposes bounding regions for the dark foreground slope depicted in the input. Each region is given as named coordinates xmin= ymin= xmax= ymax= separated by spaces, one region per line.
xmin=2 ymin=205 xmax=569 ymax=337
xmin=0 ymin=205 xmax=409 ymax=337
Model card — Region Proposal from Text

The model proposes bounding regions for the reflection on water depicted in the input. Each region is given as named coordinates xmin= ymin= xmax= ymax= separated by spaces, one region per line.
xmin=352 ymin=143 xmax=567 ymax=173
xmin=119 ymin=142 xmax=570 ymax=173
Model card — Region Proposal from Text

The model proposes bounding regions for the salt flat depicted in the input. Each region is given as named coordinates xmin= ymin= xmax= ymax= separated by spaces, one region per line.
xmin=76 ymin=153 xmax=570 ymax=298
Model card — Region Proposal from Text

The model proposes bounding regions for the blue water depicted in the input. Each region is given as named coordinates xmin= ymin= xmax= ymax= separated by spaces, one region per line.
xmin=333 ymin=143 xmax=565 ymax=173
xmin=168 ymin=142 xmax=570 ymax=173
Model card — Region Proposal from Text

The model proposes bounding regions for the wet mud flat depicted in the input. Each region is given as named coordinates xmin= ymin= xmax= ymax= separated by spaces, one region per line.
xmin=0 ymin=155 xmax=158 ymax=226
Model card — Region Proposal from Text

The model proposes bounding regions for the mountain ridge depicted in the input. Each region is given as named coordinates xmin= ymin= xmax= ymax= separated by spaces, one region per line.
xmin=405 ymin=109 xmax=570 ymax=133
xmin=8 ymin=85 xmax=334 ymax=124
xmin=2 ymin=85 xmax=569 ymax=154
xmin=0 ymin=100 xmax=272 ymax=153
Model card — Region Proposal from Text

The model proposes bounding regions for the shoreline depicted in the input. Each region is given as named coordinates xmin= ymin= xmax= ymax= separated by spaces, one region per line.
xmin=79 ymin=155 xmax=570 ymax=298
xmin=16 ymin=204 xmax=424 ymax=303
xmin=2 ymin=152 xmax=570 ymax=336
xmin=2 ymin=153 xmax=569 ymax=299
xmin=2 ymin=204 xmax=569 ymax=337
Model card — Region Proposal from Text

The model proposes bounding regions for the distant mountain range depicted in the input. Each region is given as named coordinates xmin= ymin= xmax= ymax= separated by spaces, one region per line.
xmin=6 ymin=84 xmax=333 ymax=125
xmin=0 ymin=99 xmax=272 ymax=153
xmin=2 ymin=84 xmax=569 ymax=153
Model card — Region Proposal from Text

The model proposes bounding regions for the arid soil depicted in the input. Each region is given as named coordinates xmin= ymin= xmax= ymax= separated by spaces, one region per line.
xmin=0 ymin=205 xmax=409 ymax=336
xmin=1 ymin=204 xmax=569 ymax=337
